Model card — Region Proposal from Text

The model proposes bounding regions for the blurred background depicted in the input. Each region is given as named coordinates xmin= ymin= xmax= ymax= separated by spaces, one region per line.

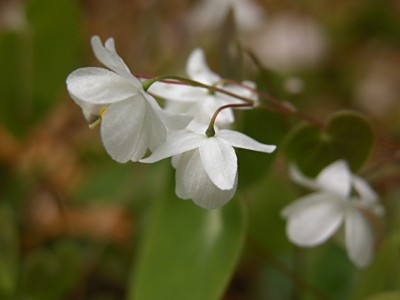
xmin=1 ymin=0 xmax=400 ymax=299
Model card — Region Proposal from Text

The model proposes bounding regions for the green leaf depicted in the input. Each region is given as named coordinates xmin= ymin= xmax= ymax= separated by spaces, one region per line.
xmin=129 ymin=179 xmax=247 ymax=300
xmin=247 ymin=175 xmax=296 ymax=255
xmin=0 ymin=205 xmax=19 ymax=299
xmin=284 ymin=110 xmax=374 ymax=177
xmin=26 ymin=0 xmax=82 ymax=118
xmin=365 ymin=292 xmax=400 ymax=300
xmin=0 ymin=0 xmax=81 ymax=136
xmin=237 ymin=107 xmax=285 ymax=188
xmin=350 ymin=234 xmax=400 ymax=300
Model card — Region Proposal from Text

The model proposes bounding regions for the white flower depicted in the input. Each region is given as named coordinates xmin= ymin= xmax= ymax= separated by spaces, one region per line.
xmin=281 ymin=160 xmax=383 ymax=268
xmin=149 ymin=48 xmax=257 ymax=127
xmin=187 ymin=0 xmax=266 ymax=33
xmin=141 ymin=126 xmax=276 ymax=209
xmin=249 ymin=14 xmax=327 ymax=72
xmin=66 ymin=36 xmax=168 ymax=163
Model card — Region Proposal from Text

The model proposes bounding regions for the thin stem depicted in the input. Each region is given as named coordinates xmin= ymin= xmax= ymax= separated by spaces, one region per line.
xmin=216 ymin=78 xmax=324 ymax=128
xmin=139 ymin=74 xmax=255 ymax=105
xmin=139 ymin=74 xmax=323 ymax=128
xmin=206 ymin=103 xmax=253 ymax=137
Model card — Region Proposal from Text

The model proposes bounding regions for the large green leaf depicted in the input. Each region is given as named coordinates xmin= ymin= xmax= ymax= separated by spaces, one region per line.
xmin=350 ymin=234 xmax=400 ymax=300
xmin=129 ymin=179 xmax=247 ymax=300
xmin=0 ymin=206 xmax=19 ymax=299
xmin=365 ymin=292 xmax=400 ymax=300
xmin=0 ymin=0 xmax=81 ymax=136
xmin=284 ymin=110 xmax=374 ymax=177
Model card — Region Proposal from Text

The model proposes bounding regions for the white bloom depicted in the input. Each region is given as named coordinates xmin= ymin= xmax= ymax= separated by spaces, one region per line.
xmin=149 ymin=48 xmax=257 ymax=127
xmin=282 ymin=160 xmax=383 ymax=268
xmin=66 ymin=36 xmax=168 ymax=163
xmin=187 ymin=0 xmax=266 ymax=33
xmin=141 ymin=126 xmax=276 ymax=209
xmin=249 ymin=14 xmax=327 ymax=72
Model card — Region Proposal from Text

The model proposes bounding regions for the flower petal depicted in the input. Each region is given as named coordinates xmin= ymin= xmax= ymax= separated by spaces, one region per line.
xmin=316 ymin=160 xmax=352 ymax=198
xmin=140 ymin=131 xmax=204 ymax=163
xmin=66 ymin=67 xmax=139 ymax=104
xmin=176 ymin=150 xmax=237 ymax=209
xmin=345 ymin=207 xmax=374 ymax=268
xmin=218 ymin=130 xmax=276 ymax=153
xmin=352 ymin=175 xmax=378 ymax=202
xmin=143 ymin=96 xmax=167 ymax=151
xmin=149 ymin=81 xmax=207 ymax=102
xmin=282 ymin=192 xmax=344 ymax=246
xmin=174 ymin=151 xmax=191 ymax=200
xmin=288 ymin=164 xmax=319 ymax=190
xmin=100 ymin=96 xmax=148 ymax=162
xmin=91 ymin=36 xmax=142 ymax=88
xmin=199 ymin=137 xmax=237 ymax=190
xmin=186 ymin=48 xmax=220 ymax=85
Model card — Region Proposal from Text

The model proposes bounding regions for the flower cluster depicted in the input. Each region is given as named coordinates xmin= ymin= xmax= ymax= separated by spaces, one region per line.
xmin=281 ymin=160 xmax=384 ymax=267
xmin=66 ymin=36 xmax=276 ymax=209
xmin=66 ymin=36 xmax=385 ymax=267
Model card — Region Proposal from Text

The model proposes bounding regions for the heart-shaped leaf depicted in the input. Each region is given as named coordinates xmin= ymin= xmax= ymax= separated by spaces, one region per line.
xmin=284 ymin=110 xmax=374 ymax=177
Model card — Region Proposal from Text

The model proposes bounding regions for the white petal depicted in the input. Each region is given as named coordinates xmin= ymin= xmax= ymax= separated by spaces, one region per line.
xmin=143 ymin=96 xmax=167 ymax=151
xmin=352 ymin=175 xmax=378 ymax=202
xmin=143 ymin=91 xmax=189 ymax=137
xmin=140 ymin=131 xmax=204 ymax=163
xmin=91 ymin=36 xmax=142 ymax=88
xmin=289 ymin=164 xmax=319 ymax=190
xmin=316 ymin=160 xmax=352 ymax=197
xmin=158 ymin=108 xmax=192 ymax=131
xmin=171 ymin=154 xmax=182 ymax=169
xmin=199 ymin=137 xmax=237 ymax=190
xmin=176 ymin=150 xmax=237 ymax=209
xmin=66 ymin=67 xmax=139 ymax=104
xmin=186 ymin=48 xmax=220 ymax=85
xmin=218 ymin=130 xmax=276 ymax=153
xmin=175 ymin=151 xmax=194 ymax=200
xmin=100 ymin=96 xmax=147 ymax=162
xmin=149 ymin=81 xmax=208 ymax=102
xmin=345 ymin=207 xmax=374 ymax=268
xmin=282 ymin=192 xmax=344 ymax=246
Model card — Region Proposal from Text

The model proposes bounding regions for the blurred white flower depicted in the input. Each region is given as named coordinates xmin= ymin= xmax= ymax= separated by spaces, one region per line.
xmin=149 ymin=48 xmax=257 ymax=127
xmin=187 ymin=0 xmax=266 ymax=33
xmin=250 ymin=14 xmax=327 ymax=72
xmin=282 ymin=160 xmax=383 ymax=268
xmin=141 ymin=125 xmax=276 ymax=209
xmin=66 ymin=36 xmax=167 ymax=162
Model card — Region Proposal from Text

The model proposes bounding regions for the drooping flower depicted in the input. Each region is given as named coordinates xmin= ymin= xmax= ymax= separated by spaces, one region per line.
xmin=281 ymin=160 xmax=383 ymax=268
xmin=66 ymin=36 xmax=168 ymax=163
xmin=141 ymin=125 xmax=276 ymax=209
xmin=149 ymin=48 xmax=257 ymax=127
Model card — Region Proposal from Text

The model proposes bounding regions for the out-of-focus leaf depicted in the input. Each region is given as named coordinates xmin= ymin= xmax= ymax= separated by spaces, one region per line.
xmin=365 ymin=292 xmax=400 ymax=300
xmin=129 ymin=177 xmax=247 ymax=300
xmin=0 ymin=205 xmax=19 ymax=299
xmin=284 ymin=110 xmax=374 ymax=177
xmin=210 ymin=8 xmax=243 ymax=80
xmin=304 ymin=244 xmax=354 ymax=300
xmin=26 ymin=0 xmax=82 ymax=119
xmin=19 ymin=241 xmax=82 ymax=300
xmin=0 ymin=0 xmax=81 ymax=136
xmin=237 ymin=107 xmax=285 ymax=188
xmin=0 ymin=30 xmax=26 ymax=135
xmin=248 ymin=174 xmax=295 ymax=254
xmin=349 ymin=234 xmax=400 ymax=300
